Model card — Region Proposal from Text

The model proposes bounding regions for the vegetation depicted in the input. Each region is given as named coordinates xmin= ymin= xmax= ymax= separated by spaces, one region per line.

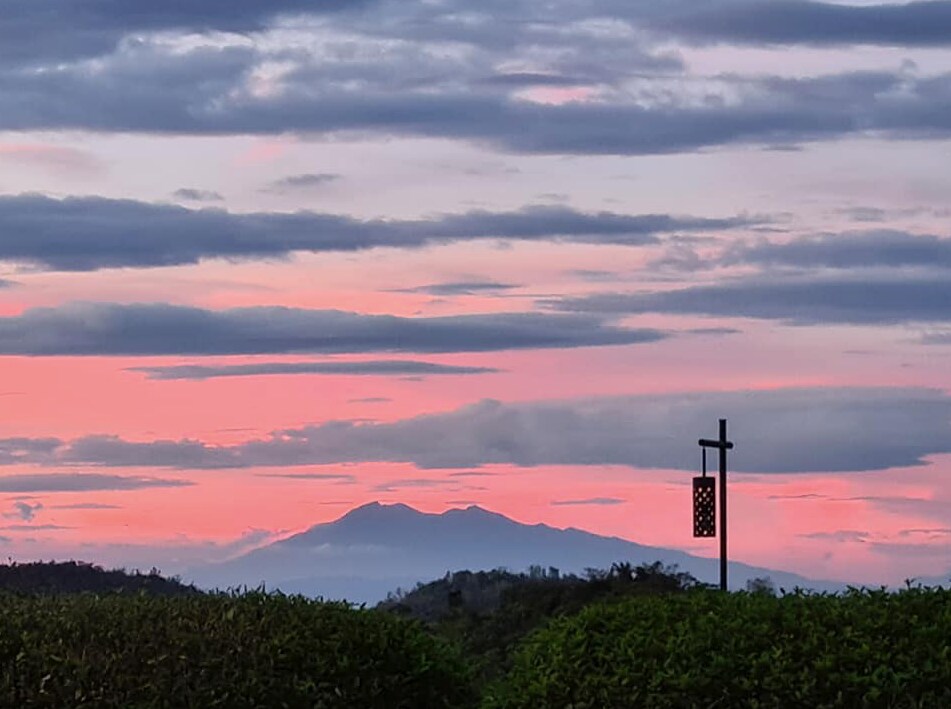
xmin=382 ymin=562 xmax=703 ymax=689
xmin=0 ymin=590 xmax=472 ymax=708
xmin=485 ymin=585 xmax=951 ymax=708
xmin=2 ymin=561 xmax=949 ymax=707
xmin=0 ymin=561 xmax=200 ymax=596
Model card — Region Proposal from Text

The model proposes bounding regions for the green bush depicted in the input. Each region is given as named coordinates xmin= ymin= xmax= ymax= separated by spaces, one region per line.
xmin=0 ymin=591 xmax=473 ymax=708
xmin=486 ymin=587 xmax=951 ymax=708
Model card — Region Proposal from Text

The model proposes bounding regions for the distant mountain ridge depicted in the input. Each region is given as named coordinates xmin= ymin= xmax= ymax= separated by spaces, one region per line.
xmin=186 ymin=502 xmax=846 ymax=603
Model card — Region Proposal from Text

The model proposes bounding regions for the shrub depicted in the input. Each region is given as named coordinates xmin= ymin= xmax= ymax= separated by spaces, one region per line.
xmin=0 ymin=591 xmax=473 ymax=708
xmin=486 ymin=587 xmax=951 ymax=708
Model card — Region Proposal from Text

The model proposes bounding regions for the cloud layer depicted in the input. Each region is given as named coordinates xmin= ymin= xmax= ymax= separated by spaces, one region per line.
xmin=0 ymin=473 xmax=191 ymax=493
xmin=726 ymin=230 xmax=951 ymax=271
xmin=4 ymin=387 xmax=948 ymax=474
xmin=0 ymin=302 xmax=665 ymax=356
xmin=2 ymin=1 xmax=951 ymax=155
xmin=660 ymin=1 xmax=951 ymax=47
xmin=6 ymin=0 xmax=951 ymax=72
xmin=0 ymin=195 xmax=748 ymax=271
xmin=554 ymin=274 xmax=951 ymax=325
xmin=130 ymin=360 xmax=500 ymax=380
xmin=0 ymin=0 xmax=361 ymax=66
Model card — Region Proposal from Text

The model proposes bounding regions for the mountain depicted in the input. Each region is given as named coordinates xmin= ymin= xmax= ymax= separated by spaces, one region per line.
xmin=185 ymin=502 xmax=845 ymax=603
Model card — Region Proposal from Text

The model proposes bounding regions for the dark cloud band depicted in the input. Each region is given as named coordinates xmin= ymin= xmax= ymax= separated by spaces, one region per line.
xmin=0 ymin=195 xmax=747 ymax=272
xmin=2 ymin=38 xmax=950 ymax=155
xmin=3 ymin=1 xmax=951 ymax=157
xmin=0 ymin=302 xmax=666 ymax=355
xmin=554 ymin=275 xmax=951 ymax=325
xmin=0 ymin=0 xmax=364 ymax=66
xmin=5 ymin=387 xmax=949 ymax=473
xmin=130 ymin=360 xmax=500 ymax=380
xmin=0 ymin=473 xmax=191 ymax=493
xmin=659 ymin=1 xmax=951 ymax=47
xmin=725 ymin=230 xmax=951 ymax=270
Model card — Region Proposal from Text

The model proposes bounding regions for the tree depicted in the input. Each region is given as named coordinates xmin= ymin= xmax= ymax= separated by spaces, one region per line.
xmin=746 ymin=576 xmax=776 ymax=595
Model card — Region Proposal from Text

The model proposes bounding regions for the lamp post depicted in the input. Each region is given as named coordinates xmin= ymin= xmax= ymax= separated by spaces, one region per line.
xmin=698 ymin=419 xmax=734 ymax=591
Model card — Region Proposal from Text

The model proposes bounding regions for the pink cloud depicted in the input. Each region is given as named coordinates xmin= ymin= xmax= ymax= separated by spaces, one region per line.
xmin=516 ymin=86 xmax=599 ymax=105
xmin=0 ymin=142 xmax=101 ymax=173
xmin=234 ymin=138 xmax=294 ymax=167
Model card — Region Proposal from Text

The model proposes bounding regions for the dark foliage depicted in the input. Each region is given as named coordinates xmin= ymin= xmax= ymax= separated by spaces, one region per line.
xmin=0 ymin=591 xmax=474 ymax=708
xmin=486 ymin=586 xmax=951 ymax=708
xmin=380 ymin=561 xmax=700 ymax=691
xmin=0 ymin=560 xmax=200 ymax=596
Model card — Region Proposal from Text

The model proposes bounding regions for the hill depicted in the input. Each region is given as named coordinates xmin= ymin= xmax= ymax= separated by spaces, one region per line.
xmin=0 ymin=560 xmax=201 ymax=596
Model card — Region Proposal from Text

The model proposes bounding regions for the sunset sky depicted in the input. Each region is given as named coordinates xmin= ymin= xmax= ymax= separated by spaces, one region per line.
xmin=0 ymin=0 xmax=950 ymax=586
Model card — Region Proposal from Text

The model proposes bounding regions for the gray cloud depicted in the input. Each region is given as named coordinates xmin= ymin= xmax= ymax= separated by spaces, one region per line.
xmin=61 ymin=437 xmax=237 ymax=469
xmin=4 ymin=501 xmax=42 ymax=521
xmin=554 ymin=274 xmax=951 ymax=325
xmin=49 ymin=503 xmax=122 ymax=510
xmin=551 ymin=497 xmax=626 ymax=506
xmin=2 ymin=0 xmax=951 ymax=158
xmin=173 ymin=188 xmax=224 ymax=202
xmin=922 ymin=331 xmax=951 ymax=344
xmin=3 ymin=24 xmax=951 ymax=156
xmin=0 ymin=302 xmax=666 ymax=356
xmin=372 ymin=478 xmax=456 ymax=492
xmin=0 ymin=0 xmax=365 ymax=67
xmin=0 ymin=473 xmax=192 ymax=492
xmin=231 ymin=387 xmax=949 ymax=473
xmin=727 ymin=230 xmax=951 ymax=270
xmin=6 ymin=0 xmax=946 ymax=79
xmin=14 ymin=387 xmax=949 ymax=474
xmin=800 ymin=530 xmax=870 ymax=542
xmin=0 ymin=438 xmax=65 ymax=466
xmin=255 ymin=473 xmax=357 ymax=483
xmin=478 ymin=72 xmax=589 ymax=88
xmin=567 ymin=270 xmax=622 ymax=283
xmin=659 ymin=1 xmax=951 ymax=47
xmin=393 ymin=281 xmax=521 ymax=296
xmin=129 ymin=360 xmax=500 ymax=380
xmin=837 ymin=207 xmax=888 ymax=223
xmin=0 ymin=195 xmax=747 ymax=271
xmin=264 ymin=173 xmax=341 ymax=193
xmin=687 ymin=327 xmax=741 ymax=336
xmin=897 ymin=527 xmax=951 ymax=539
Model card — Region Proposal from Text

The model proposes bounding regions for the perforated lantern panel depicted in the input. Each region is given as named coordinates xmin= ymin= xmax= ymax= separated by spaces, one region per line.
xmin=693 ymin=476 xmax=716 ymax=538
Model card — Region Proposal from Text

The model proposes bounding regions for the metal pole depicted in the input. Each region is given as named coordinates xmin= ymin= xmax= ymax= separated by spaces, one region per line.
xmin=719 ymin=418 xmax=728 ymax=592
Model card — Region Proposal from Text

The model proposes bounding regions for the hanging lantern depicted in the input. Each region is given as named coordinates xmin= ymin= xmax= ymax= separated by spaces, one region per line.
xmin=693 ymin=449 xmax=716 ymax=537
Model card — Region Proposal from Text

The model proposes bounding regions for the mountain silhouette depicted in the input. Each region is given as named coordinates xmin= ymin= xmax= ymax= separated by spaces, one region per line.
xmin=186 ymin=502 xmax=844 ymax=603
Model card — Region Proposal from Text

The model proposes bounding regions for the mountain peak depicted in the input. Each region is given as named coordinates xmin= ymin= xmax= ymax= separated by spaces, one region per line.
xmin=338 ymin=501 xmax=416 ymax=521
xmin=193 ymin=499 xmax=847 ymax=602
xmin=442 ymin=505 xmax=510 ymax=522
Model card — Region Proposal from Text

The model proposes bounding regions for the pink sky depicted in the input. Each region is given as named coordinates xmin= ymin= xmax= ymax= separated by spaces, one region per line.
xmin=1 ymin=0 xmax=950 ymax=589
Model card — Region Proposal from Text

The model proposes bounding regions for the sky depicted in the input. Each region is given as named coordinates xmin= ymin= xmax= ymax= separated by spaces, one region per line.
xmin=0 ymin=0 xmax=950 ymax=587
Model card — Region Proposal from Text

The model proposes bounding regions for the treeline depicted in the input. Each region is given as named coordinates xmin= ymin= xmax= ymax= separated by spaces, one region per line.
xmin=0 ymin=560 xmax=200 ymax=596
xmin=380 ymin=561 xmax=703 ymax=621
xmin=379 ymin=561 xmax=706 ymax=688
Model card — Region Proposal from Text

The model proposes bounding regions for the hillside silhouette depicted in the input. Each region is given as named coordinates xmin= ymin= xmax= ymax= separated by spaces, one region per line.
xmin=0 ymin=560 xmax=200 ymax=596
xmin=380 ymin=561 xmax=707 ymax=687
